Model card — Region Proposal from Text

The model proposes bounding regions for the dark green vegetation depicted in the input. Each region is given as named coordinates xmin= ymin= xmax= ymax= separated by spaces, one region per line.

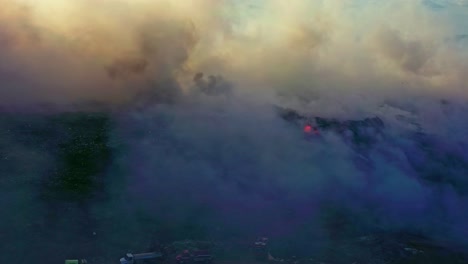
xmin=0 ymin=111 xmax=113 ymax=202
xmin=0 ymin=111 xmax=117 ymax=262
xmin=42 ymin=112 xmax=112 ymax=202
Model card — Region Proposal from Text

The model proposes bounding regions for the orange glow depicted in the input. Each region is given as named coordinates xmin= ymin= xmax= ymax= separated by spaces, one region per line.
xmin=304 ymin=124 xmax=320 ymax=135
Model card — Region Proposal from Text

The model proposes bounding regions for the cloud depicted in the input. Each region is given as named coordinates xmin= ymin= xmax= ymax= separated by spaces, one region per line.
xmin=0 ymin=0 xmax=219 ymax=104
xmin=0 ymin=0 xmax=466 ymax=107
xmin=371 ymin=26 xmax=434 ymax=74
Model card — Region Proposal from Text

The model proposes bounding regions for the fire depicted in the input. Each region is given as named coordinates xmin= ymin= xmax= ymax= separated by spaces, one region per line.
xmin=304 ymin=124 xmax=319 ymax=135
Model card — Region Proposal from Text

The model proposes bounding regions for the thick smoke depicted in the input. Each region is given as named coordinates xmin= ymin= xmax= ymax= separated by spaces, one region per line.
xmin=117 ymin=91 xmax=468 ymax=251
xmin=1 ymin=0 xmax=468 ymax=263
xmin=0 ymin=0 xmax=466 ymax=105
xmin=0 ymin=0 xmax=209 ymax=104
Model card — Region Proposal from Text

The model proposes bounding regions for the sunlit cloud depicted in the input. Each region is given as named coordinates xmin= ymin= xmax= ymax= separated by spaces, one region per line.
xmin=0 ymin=0 xmax=466 ymax=106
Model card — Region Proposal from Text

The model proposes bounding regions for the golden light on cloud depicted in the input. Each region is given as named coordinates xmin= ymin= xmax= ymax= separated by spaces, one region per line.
xmin=0 ymin=0 xmax=466 ymax=106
